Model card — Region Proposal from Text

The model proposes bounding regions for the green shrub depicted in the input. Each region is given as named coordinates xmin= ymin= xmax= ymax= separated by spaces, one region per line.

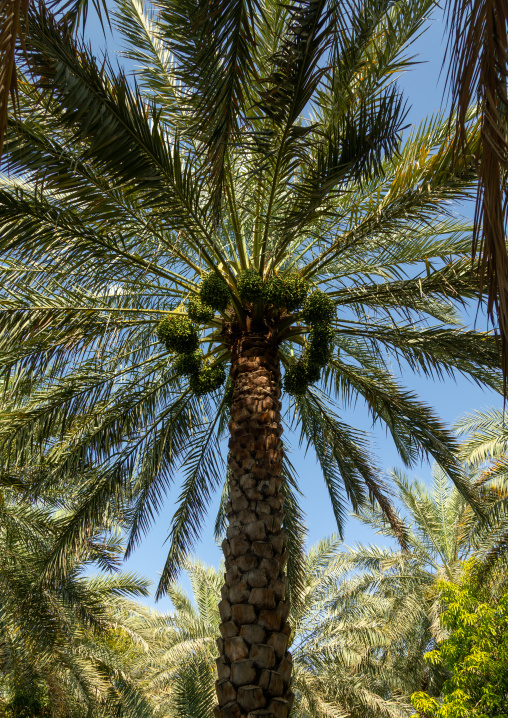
xmin=411 ymin=560 xmax=508 ymax=718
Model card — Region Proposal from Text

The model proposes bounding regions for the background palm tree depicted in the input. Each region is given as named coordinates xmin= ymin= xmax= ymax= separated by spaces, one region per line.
xmin=121 ymin=562 xmax=226 ymax=718
xmin=281 ymin=536 xmax=412 ymax=718
xmin=0 ymin=476 xmax=153 ymax=718
xmin=334 ymin=452 xmax=508 ymax=704
xmin=456 ymin=407 xmax=508 ymax=582
xmin=0 ymin=0 xmax=503 ymax=715
xmin=336 ymin=467 xmax=473 ymax=702
xmin=124 ymin=544 xmax=413 ymax=718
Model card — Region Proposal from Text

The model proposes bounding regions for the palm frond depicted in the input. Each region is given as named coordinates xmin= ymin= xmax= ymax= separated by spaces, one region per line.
xmin=158 ymin=0 xmax=261 ymax=217
xmin=21 ymin=9 xmax=227 ymax=271
xmin=455 ymin=407 xmax=508 ymax=467
xmin=294 ymin=388 xmax=408 ymax=547
xmin=156 ymin=406 xmax=226 ymax=596
xmin=446 ymin=0 xmax=508 ymax=389
xmin=284 ymin=85 xmax=407 ymax=230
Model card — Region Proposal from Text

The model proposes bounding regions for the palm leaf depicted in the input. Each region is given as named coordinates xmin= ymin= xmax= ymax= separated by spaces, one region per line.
xmin=446 ymin=0 xmax=508 ymax=389
xmin=158 ymin=0 xmax=261 ymax=217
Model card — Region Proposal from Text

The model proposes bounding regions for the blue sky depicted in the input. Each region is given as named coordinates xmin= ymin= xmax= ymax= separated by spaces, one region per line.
xmin=82 ymin=4 xmax=501 ymax=608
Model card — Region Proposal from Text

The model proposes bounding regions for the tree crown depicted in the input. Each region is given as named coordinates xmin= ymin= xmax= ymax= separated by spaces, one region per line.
xmin=0 ymin=0 xmax=501 ymax=594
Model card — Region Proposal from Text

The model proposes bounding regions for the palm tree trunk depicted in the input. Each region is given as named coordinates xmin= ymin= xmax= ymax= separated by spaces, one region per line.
xmin=214 ymin=331 xmax=294 ymax=718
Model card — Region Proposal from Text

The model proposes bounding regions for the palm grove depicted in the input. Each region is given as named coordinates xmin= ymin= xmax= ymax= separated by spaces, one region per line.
xmin=0 ymin=0 xmax=504 ymax=716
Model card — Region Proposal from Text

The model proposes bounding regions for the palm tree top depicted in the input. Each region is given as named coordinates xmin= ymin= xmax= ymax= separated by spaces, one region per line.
xmin=0 ymin=0 xmax=502 ymax=599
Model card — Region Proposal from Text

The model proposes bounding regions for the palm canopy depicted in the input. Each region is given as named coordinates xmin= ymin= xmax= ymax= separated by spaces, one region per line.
xmin=455 ymin=407 xmax=508 ymax=582
xmin=0 ymin=0 xmax=502 ymax=601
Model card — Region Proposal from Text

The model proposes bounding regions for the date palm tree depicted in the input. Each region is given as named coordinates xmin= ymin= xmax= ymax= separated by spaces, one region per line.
xmin=338 ymin=455 xmax=508 ymax=702
xmin=0 ymin=389 xmax=153 ymax=717
xmin=0 ymin=0 xmax=503 ymax=715
xmin=334 ymin=466 xmax=473 ymax=702
xmin=456 ymin=407 xmax=508 ymax=583
xmin=0 ymin=477 xmax=153 ymax=718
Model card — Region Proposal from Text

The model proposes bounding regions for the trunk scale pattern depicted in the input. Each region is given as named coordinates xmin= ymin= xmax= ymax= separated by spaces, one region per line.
xmin=214 ymin=332 xmax=294 ymax=718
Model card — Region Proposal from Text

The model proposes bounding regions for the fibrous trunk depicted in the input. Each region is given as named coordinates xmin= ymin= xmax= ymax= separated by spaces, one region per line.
xmin=214 ymin=332 xmax=294 ymax=718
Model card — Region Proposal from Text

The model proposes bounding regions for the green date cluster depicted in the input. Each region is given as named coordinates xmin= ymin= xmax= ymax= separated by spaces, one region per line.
xmin=156 ymin=316 xmax=225 ymax=397
xmin=156 ymin=270 xmax=335 ymax=397
xmin=283 ymin=290 xmax=336 ymax=397
xmin=238 ymin=268 xmax=309 ymax=312
xmin=156 ymin=273 xmax=233 ymax=395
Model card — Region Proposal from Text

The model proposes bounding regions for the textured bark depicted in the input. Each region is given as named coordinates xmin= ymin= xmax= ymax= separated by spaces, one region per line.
xmin=214 ymin=332 xmax=294 ymax=718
